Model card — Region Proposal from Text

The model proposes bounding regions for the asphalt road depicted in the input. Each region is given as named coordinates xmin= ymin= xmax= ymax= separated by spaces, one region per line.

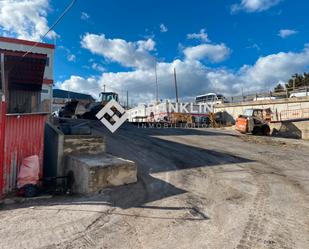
xmin=0 ymin=122 xmax=309 ymax=249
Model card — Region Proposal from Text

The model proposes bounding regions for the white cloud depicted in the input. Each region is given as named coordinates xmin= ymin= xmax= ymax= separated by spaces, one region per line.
xmin=231 ymin=0 xmax=281 ymax=13
xmin=246 ymin=43 xmax=261 ymax=51
xmin=59 ymin=76 xmax=101 ymax=99
xmin=56 ymin=60 xmax=235 ymax=103
xmin=81 ymin=12 xmax=90 ymax=20
xmin=59 ymin=45 xmax=309 ymax=103
xmin=184 ymin=43 xmax=231 ymax=63
xmin=278 ymin=29 xmax=298 ymax=38
xmin=67 ymin=54 xmax=76 ymax=62
xmin=238 ymin=45 xmax=309 ymax=91
xmin=160 ymin=23 xmax=168 ymax=33
xmin=137 ymin=39 xmax=156 ymax=51
xmin=187 ymin=29 xmax=210 ymax=42
xmin=59 ymin=46 xmax=76 ymax=62
xmin=92 ymin=63 xmax=106 ymax=72
xmin=0 ymin=0 xmax=57 ymax=41
xmin=81 ymin=33 xmax=155 ymax=69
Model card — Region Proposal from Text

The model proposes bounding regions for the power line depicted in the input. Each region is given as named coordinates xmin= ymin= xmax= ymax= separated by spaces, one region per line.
xmin=2 ymin=0 xmax=77 ymax=78
xmin=22 ymin=0 xmax=77 ymax=58
xmin=173 ymin=68 xmax=179 ymax=103
xmin=154 ymin=58 xmax=158 ymax=103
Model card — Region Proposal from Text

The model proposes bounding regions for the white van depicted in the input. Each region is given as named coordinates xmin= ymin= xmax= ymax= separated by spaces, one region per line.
xmin=290 ymin=91 xmax=309 ymax=98
xmin=195 ymin=93 xmax=226 ymax=105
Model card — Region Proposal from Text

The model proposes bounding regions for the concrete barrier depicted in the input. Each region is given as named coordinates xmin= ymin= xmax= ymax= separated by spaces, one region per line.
xmin=67 ymin=153 xmax=137 ymax=194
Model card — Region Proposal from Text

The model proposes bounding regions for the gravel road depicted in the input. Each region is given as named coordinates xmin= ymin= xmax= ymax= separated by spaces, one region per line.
xmin=0 ymin=122 xmax=308 ymax=249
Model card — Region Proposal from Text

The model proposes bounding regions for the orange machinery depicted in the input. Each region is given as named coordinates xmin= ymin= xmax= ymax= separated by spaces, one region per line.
xmin=235 ymin=108 xmax=271 ymax=135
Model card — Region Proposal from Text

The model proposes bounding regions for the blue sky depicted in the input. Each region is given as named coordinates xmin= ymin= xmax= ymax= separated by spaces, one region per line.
xmin=0 ymin=0 xmax=309 ymax=104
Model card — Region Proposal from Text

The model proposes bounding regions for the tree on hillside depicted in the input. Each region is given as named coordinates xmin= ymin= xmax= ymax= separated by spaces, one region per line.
xmin=274 ymin=83 xmax=285 ymax=93
xmin=285 ymin=73 xmax=309 ymax=90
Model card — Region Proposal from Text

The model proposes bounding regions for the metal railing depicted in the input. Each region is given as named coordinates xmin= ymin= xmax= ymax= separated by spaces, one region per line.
xmin=279 ymin=108 xmax=309 ymax=122
xmin=223 ymin=86 xmax=309 ymax=104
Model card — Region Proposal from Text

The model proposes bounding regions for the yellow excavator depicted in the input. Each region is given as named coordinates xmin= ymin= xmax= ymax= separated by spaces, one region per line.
xmin=99 ymin=92 xmax=119 ymax=105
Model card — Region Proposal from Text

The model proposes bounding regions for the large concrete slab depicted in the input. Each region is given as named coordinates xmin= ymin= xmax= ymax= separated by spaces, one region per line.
xmin=67 ymin=153 xmax=137 ymax=194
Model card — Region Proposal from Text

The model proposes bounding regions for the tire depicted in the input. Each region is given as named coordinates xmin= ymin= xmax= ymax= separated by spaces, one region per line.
xmin=262 ymin=125 xmax=271 ymax=136
xmin=252 ymin=126 xmax=262 ymax=136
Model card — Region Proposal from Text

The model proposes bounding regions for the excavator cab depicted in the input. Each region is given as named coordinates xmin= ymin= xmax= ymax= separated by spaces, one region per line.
xmin=100 ymin=92 xmax=119 ymax=104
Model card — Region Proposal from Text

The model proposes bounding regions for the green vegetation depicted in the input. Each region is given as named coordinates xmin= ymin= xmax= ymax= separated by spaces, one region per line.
xmin=274 ymin=73 xmax=309 ymax=92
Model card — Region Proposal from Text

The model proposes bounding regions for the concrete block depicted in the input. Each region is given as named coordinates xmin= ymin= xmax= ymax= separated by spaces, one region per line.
xmin=44 ymin=122 xmax=106 ymax=178
xmin=63 ymin=136 xmax=106 ymax=155
xmin=67 ymin=153 xmax=137 ymax=194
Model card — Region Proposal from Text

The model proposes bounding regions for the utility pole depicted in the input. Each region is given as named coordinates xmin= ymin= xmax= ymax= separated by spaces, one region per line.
xmin=173 ymin=68 xmax=179 ymax=103
xmin=68 ymin=85 xmax=70 ymax=101
xmin=126 ymin=90 xmax=129 ymax=109
xmin=103 ymin=84 xmax=106 ymax=92
xmin=293 ymin=78 xmax=296 ymax=91
xmin=154 ymin=60 xmax=159 ymax=103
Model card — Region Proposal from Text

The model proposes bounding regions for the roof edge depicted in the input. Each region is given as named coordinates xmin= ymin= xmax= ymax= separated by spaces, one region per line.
xmin=0 ymin=36 xmax=55 ymax=49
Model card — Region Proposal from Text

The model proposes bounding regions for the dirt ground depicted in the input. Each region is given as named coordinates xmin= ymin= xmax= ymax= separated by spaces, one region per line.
xmin=1 ymin=123 xmax=309 ymax=249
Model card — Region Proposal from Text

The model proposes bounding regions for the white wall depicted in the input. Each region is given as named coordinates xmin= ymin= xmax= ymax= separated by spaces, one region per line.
xmin=41 ymin=84 xmax=52 ymax=101
xmin=214 ymin=97 xmax=309 ymax=123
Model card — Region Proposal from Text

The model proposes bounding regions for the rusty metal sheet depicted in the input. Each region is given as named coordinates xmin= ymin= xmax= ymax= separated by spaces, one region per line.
xmin=0 ymin=101 xmax=6 ymax=197
xmin=2 ymin=113 xmax=47 ymax=194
